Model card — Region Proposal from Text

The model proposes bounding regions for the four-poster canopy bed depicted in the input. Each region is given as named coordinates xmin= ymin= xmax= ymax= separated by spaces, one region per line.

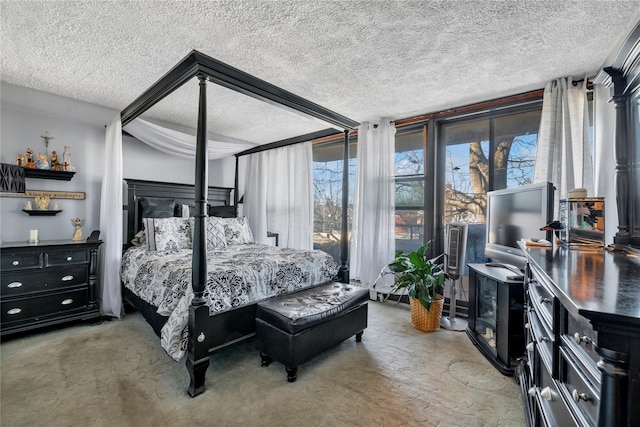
xmin=117 ymin=50 xmax=359 ymax=396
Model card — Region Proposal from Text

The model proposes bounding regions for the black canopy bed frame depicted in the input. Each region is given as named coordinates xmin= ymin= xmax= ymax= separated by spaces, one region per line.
xmin=119 ymin=50 xmax=359 ymax=397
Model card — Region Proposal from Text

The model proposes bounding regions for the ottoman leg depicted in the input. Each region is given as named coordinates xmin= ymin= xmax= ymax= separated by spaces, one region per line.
xmin=286 ymin=366 xmax=298 ymax=382
xmin=355 ymin=331 xmax=364 ymax=342
xmin=260 ymin=352 xmax=273 ymax=367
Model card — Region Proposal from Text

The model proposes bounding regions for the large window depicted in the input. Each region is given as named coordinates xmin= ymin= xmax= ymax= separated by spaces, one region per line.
xmin=395 ymin=128 xmax=425 ymax=252
xmin=443 ymin=109 xmax=541 ymax=227
xmin=440 ymin=107 xmax=542 ymax=307
xmin=312 ymin=140 xmax=356 ymax=261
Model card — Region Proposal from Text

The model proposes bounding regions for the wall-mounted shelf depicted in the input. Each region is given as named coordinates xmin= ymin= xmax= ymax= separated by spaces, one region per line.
xmin=23 ymin=168 xmax=75 ymax=181
xmin=22 ymin=209 xmax=62 ymax=216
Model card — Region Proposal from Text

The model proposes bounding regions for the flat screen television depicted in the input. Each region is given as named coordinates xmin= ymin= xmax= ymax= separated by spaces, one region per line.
xmin=485 ymin=182 xmax=555 ymax=271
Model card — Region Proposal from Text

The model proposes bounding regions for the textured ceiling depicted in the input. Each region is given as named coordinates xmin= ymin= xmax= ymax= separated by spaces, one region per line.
xmin=2 ymin=1 xmax=640 ymax=145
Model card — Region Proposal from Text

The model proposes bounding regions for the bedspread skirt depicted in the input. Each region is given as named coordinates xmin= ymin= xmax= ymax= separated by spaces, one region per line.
xmin=121 ymin=244 xmax=339 ymax=360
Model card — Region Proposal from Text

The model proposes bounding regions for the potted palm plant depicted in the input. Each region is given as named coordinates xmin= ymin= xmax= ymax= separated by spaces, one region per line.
xmin=374 ymin=241 xmax=448 ymax=332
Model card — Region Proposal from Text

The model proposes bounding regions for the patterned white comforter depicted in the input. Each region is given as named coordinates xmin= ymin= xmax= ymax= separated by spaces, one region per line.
xmin=121 ymin=244 xmax=339 ymax=360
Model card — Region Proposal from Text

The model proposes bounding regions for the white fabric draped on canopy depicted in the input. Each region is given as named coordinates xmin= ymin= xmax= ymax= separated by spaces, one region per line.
xmin=124 ymin=118 xmax=256 ymax=159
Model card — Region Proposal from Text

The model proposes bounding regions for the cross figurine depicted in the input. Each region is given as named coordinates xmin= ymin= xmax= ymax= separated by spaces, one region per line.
xmin=40 ymin=131 xmax=55 ymax=154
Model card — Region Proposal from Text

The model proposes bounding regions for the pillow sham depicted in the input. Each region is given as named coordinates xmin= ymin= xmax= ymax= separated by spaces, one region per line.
xmin=214 ymin=216 xmax=254 ymax=245
xmin=140 ymin=197 xmax=176 ymax=218
xmin=143 ymin=217 xmax=192 ymax=252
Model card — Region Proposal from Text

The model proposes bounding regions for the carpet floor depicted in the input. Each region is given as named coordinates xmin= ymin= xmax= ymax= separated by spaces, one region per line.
xmin=1 ymin=301 xmax=524 ymax=427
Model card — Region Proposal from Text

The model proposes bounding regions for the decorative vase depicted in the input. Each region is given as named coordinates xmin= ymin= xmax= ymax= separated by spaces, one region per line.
xmin=409 ymin=294 xmax=444 ymax=332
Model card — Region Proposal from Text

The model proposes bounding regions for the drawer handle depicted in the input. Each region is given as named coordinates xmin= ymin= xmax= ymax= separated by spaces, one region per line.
xmin=538 ymin=336 xmax=550 ymax=343
xmin=7 ymin=308 xmax=22 ymax=315
xmin=66 ymin=256 xmax=73 ymax=261
xmin=572 ymin=389 xmax=590 ymax=403
xmin=526 ymin=342 xmax=535 ymax=352
xmin=7 ymin=282 xmax=23 ymax=288
xmin=527 ymin=387 xmax=537 ymax=397
xmin=61 ymin=275 xmax=74 ymax=281
xmin=573 ymin=333 xmax=592 ymax=345
xmin=539 ymin=296 xmax=551 ymax=304
xmin=541 ymin=386 xmax=559 ymax=402
xmin=12 ymin=260 xmax=19 ymax=266
xmin=524 ymin=322 xmax=530 ymax=329
xmin=61 ymin=298 xmax=74 ymax=305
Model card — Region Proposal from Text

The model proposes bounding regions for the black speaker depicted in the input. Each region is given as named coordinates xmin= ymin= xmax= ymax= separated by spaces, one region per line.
xmin=445 ymin=223 xmax=468 ymax=280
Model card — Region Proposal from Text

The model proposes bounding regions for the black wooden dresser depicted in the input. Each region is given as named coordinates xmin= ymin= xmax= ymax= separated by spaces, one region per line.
xmin=1 ymin=239 xmax=102 ymax=336
xmin=518 ymin=244 xmax=640 ymax=426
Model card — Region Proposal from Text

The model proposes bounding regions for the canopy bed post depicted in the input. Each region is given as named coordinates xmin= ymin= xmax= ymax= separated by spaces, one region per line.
xmin=187 ymin=74 xmax=210 ymax=397
xmin=234 ymin=155 xmax=239 ymax=206
xmin=337 ymin=130 xmax=350 ymax=283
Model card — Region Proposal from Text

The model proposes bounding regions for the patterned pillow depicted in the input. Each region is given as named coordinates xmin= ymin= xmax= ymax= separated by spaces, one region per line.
xmin=213 ymin=216 xmax=254 ymax=245
xmin=190 ymin=217 xmax=227 ymax=251
xmin=143 ymin=217 xmax=192 ymax=252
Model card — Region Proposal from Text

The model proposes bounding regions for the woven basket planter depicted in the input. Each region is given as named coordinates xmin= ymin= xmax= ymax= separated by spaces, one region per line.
xmin=409 ymin=295 xmax=444 ymax=332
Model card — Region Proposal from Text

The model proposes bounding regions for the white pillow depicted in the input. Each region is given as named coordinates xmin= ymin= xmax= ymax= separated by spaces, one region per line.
xmin=213 ymin=216 xmax=253 ymax=245
xmin=143 ymin=217 xmax=192 ymax=252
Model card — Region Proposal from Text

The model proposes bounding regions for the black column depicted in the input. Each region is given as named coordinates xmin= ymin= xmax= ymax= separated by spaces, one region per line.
xmin=337 ymin=130 xmax=350 ymax=283
xmin=603 ymin=67 xmax=630 ymax=246
xmin=596 ymin=347 xmax=628 ymax=427
xmin=187 ymin=74 xmax=210 ymax=397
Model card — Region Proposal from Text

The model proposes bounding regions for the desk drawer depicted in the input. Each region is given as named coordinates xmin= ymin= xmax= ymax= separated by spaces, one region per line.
xmin=1 ymin=287 xmax=89 ymax=324
xmin=1 ymin=266 xmax=87 ymax=297
xmin=1 ymin=252 xmax=42 ymax=271
xmin=46 ymin=250 xmax=88 ymax=266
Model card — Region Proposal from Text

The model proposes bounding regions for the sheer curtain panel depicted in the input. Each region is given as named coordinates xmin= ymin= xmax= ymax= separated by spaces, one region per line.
xmin=593 ymin=83 xmax=618 ymax=245
xmin=350 ymin=121 xmax=396 ymax=296
xmin=244 ymin=142 xmax=313 ymax=250
xmin=99 ymin=115 xmax=124 ymax=318
xmin=533 ymin=77 xmax=594 ymax=214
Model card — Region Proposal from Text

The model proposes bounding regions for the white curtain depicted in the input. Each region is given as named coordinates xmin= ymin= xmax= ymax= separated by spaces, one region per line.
xmin=99 ymin=115 xmax=123 ymax=318
xmin=533 ymin=77 xmax=594 ymax=215
xmin=350 ymin=121 xmax=396 ymax=296
xmin=593 ymin=83 xmax=618 ymax=245
xmin=244 ymin=142 xmax=313 ymax=250
xmin=124 ymin=118 xmax=255 ymax=159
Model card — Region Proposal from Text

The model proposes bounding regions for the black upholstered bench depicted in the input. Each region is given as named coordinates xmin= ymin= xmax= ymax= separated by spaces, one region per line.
xmin=255 ymin=281 xmax=369 ymax=382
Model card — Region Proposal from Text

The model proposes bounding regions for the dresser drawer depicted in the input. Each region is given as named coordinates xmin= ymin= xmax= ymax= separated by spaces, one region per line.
xmin=1 ymin=252 xmax=42 ymax=271
xmin=534 ymin=363 xmax=575 ymax=427
xmin=529 ymin=309 xmax=554 ymax=375
xmin=528 ymin=278 xmax=554 ymax=329
xmin=1 ymin=287 xmax=89 ymax=325
xmin=46 ymin=250 xmax=88 ymax=266
xmin=562 ymin=312 xmax=599 ymax=381
xmin=1 ymin=266 xmax=87 ymax=297
xmin=560 ymin=347 xmax=600 ymax=427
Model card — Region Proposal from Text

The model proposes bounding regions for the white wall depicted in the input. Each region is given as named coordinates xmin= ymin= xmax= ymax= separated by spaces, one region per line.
xmin=0 ymin=83 xmax=235 ymax=243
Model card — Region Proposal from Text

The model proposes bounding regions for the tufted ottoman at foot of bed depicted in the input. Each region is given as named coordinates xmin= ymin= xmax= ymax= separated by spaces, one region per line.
xmin=255 ymin=281 xmax=369 ymax=382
